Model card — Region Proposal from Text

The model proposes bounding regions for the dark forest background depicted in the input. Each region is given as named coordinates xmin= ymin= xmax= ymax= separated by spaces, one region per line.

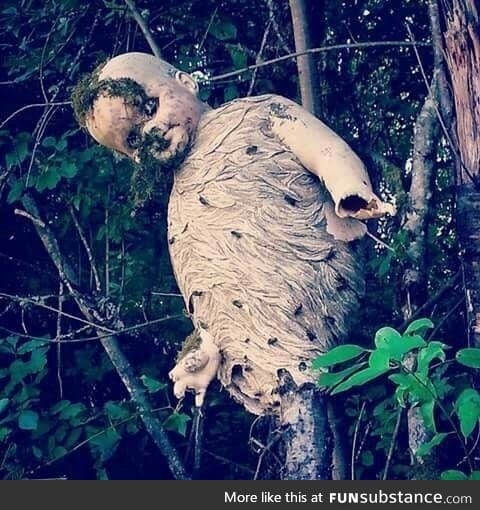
xmin=0 ymin=0 xmax=478 ymax=480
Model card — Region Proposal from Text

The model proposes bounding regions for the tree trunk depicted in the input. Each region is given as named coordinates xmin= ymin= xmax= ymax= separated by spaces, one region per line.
xmin=289 ymin=0 xmax=322 ymax=116
xmin=280 ymin=386 xmax=332 ymax=479
xmin=444 ymin=0 xmax=480 ymax=347
xmin=404 ymin=0 xmax=451 ymax=474
xmin=280 ymin=0 xmax=339 ymax=479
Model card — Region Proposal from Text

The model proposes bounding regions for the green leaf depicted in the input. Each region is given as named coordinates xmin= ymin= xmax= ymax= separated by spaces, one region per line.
xmin=59 ymin=402 xmax=86 ymax=421
xmin=368 ymin=349 xmax=391 ymax=370
xmin=455 ymin=389 xmax=480 ymax=439
xmin=163 ymin=412 xmax=191 ymax=437
xmin=470 ymin=471 xmax=480 ymax=480
xmin=35 ymin=167 xmax=61 ymax=192
xmin=209 ymin=21 xmax=237 ymax=40
xmin=59 ymin=160 xmax=78 ymax=178
xmin=16 ymin=339 xmax=49 ymax=354
xmin=87 ymin=427 xmax=121 ymax=463
xmin=104 ymin=401 xmax=130 ymax=421
xmin=360 ymin=450 xmax=374 ymax=467
xmin=0 ymin=398 xmax=9 ymax=415
xmin=50 ymin=400 xmax=72 ymax=414
xmin=223 ymin=85 xmax=239 ymax=102
xmin=317 ymin=363 xmax=367 ymax=388
xmin=420 ymin=400 xmax=436 ymax=433
xmin=456 ymin=348 xmax=480 ymax=369
xmin=28 ymin=347 xmax=48 ymax=373
xmin=416 ymin=432 xmax=448 ymax=457
xmin=7 ymin=178 xmax=24 ymax=204
xmin=18 ymin=410 xmax=39 ymax=430
xmin=311 ymin=344 xmax=366 ymax=369
xmin=375 ymin=327 xmax=425 ymax=361
xmin=404 ymin=318 xmax=434 ymax=336
xmin=140 ymin=374 xmax=166 ymax=393
xmin=417 ymin=342 xmax=446 ymax=377
xmin=441 ymin=470 xmax=468 ymax=480
xmin=0 ymin=427 xmax=11 ymax=441
xmin=32 ymin=446 xmax=43 ymax=460
xmin=42 ymin=136 xmax=56 ymax=148
xmin=331 ymin=366 xmax=390 ymax=395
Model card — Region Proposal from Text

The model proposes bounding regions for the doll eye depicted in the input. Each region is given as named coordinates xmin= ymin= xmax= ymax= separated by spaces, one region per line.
xmin=144 ymin=97 xmax=158 ymax=117
xmin=126 ymin=129 xmax=142 ymax=149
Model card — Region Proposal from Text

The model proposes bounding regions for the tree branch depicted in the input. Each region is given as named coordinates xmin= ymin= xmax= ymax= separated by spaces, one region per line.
xmin=19 ymin=193 xmax=188 ymax=480
xmin=208 ymin=40 xmax=430 ymax=82
xmin=124 ymin=0 xmax=162 ymax=58
xmin=288 ymin=0 xmax=321 ymax=115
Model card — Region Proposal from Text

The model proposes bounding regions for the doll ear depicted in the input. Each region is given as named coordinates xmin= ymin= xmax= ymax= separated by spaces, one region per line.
xmin=175 ymin=71 xmax=199 ymax=95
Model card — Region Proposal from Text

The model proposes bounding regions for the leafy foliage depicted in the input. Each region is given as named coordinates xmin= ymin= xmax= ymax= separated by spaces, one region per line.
xmin=313 ymin=319 xmax=480 ymax=479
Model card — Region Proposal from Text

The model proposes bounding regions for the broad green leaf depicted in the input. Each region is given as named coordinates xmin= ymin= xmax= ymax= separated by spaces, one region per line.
xmin=223 ymin=85 xmax=239 ymax=102
xmin=441 ymin=470 xmax=468 ymax=480
xmin=16 ymin=339 xmax=49 ymax=354
xmin=417 ymin=342 xmax=446 ymax=377
xmin=0 ymin=427 xmax=11 ymax=441
xmin=311 ymin=344 xmax=366 ymax=369
xmin=35 ymin=167 xmax=61 ymax=192
xmin=331 ymin=366 xmax=390 ymax=395
xmin=0 ymin=398 xmax=8 ymax=415
xmin=104 ymin=401 xmax=130 ymax=421
xmin=368 ymin=349 xmax=391 ymax=370
xmin=163 ymin=412 xmax=191 ymax=437
xmin=470 ymin=471 xmax=480 ymax=480
xmin=360 ymin=450 xmax=374 ymax=467
xmin=455 ymin=389 xmax=480 ymax=439
xmin=42 ymin=136 xmax=56 ymax=148
xmin=59 ymin=160 xmax=78 ymax=178
xmin=317 ymin=363 xmax=367 ymax=388
xmin=416 ymin=432 xmax=448 ymax=457
xmin=18 ymin=410 xmax=39 ymax=430
xmin=375 ymin=327 xmax=425 ymax=361
xmin=389 ymin=373 xmax=433 ymax=405
xmin=404 ymin=318 xmax=434 ymax=336
xmin=64 ymin=428 xmax=83 ymax=449
xmin=7 ymin=178 xmax=24 ymax=204
xmin=50 ymin=400 xmax=72 ymax=414
xmin=32 ymin=446 xmax=43 ymax=460
xmin=209 ymin=21 xmax=237 ymax=41
xmin=140 ymin=374 xmax=166 ymax=393
xmin=375 ymin=327 xmax=402 ymax=349
xmin=59 ymin=402 xmax=86 ymax=421
xmin=28 ymin=347 xmax=48 ymax=373
xmin=420 ymin=400 xmax=436 ymax=433
xmin=456 ymin=348 xmax=480 ymax=369
xmin=87 ymin=427 xmax=121 ymax=463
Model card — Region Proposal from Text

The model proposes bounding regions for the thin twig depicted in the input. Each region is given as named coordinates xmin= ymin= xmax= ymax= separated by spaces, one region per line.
xmin=365 ymin=230 xmax=395 ymax=253
xmin=124 ymin=0 xmax=161 ymax=58
xmin=56 ymin=282 xmax=64 ymax=399
xmin=0 ymin=102 xmax=71 ymax=130
xmin=69 ymin=205 xmax=101 ymax=293
xmin=247 ymin=19 xmax=272 ymax=96
xmin=208 ymin=40 xmax=430 ymax=82
xmin=382 ymin=407 xmax=403 ymax=480
xmin=351 ymin=402 xmax=366 ymax=480
xmin=198 ymin=7 xmax=218 ymax=51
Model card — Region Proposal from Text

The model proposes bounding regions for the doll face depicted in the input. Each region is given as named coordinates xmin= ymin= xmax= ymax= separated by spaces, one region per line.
xmin=84 ymin=53 xmax=204 ymax=169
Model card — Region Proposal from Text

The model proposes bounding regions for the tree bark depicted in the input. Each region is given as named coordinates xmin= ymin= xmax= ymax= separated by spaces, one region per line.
xmin=281 ymin=386 xmax=332 ymax=480
xmin=404 ymin=0 xmax=448 ymax=473
xmin=279 ymin=0 xmax=338 ymax=479
xmin=444 ymin=0 xmax=480 ymax=348
xmin=289 ymin=0 xmax=322 ymax=116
